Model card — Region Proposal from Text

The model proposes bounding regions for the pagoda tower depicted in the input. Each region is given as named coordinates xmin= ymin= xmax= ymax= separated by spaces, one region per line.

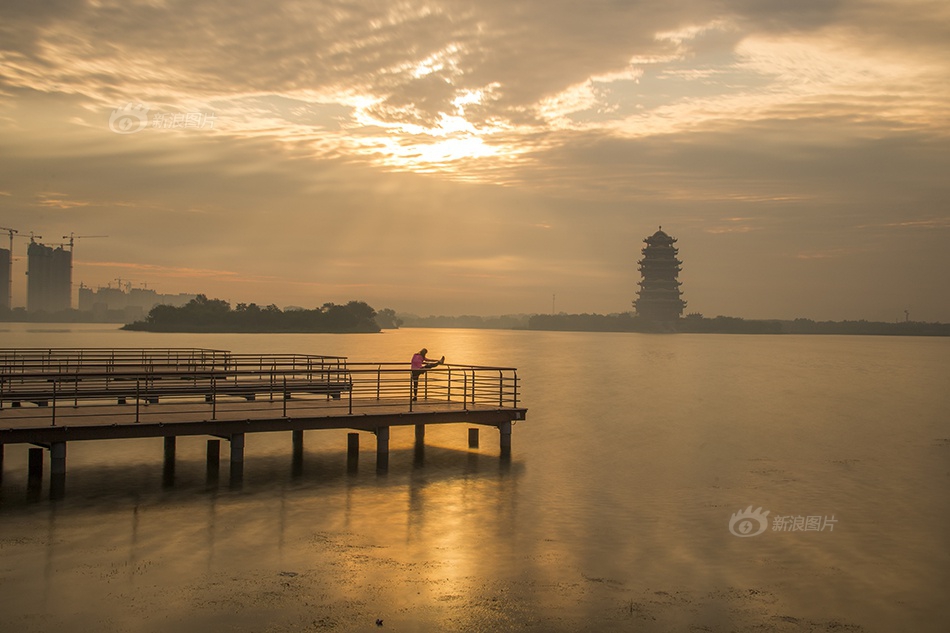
xmin=634 ymin=227 xmax=686 ymax=321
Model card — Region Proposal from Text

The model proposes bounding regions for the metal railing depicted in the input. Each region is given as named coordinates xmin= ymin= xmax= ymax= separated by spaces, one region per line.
xmin=0 ymin=350 xmax=521 ymax=428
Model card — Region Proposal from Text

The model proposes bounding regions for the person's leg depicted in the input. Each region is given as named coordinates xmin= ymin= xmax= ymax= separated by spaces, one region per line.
xmin=411 ymin=371 xmax=421 ymax=399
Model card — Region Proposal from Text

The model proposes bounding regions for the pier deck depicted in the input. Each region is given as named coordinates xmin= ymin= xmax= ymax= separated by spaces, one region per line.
xmin=0 ymin=348 xmax=526 ymax=497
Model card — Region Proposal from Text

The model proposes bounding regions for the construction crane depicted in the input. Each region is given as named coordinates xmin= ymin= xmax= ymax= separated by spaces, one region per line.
xmin=62 ymin=234 xmax=108 ymax=309
xmin=63 ymin=233 xmax=108 ymax=251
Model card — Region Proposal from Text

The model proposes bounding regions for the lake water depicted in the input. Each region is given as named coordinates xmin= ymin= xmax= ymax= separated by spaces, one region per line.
xmin=0 ymin=324 xmax=948 ymax=632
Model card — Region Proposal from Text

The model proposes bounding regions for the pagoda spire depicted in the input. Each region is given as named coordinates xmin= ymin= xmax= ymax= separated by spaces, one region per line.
xmin=634 ymin=227 xmax=686 ymax=321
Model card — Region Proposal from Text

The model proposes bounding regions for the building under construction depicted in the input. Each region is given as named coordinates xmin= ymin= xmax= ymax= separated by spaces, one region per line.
xmin=27 ymin=242 xmax=72 ymax=313
xmin=78 ymin=284 xmax=196 ymax=321
xmin=0 ymin=247 xmax=10 ymax=311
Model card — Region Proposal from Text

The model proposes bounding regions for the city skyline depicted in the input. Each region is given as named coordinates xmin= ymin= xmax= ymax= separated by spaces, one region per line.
xmin=1 ymin=1 xmax=948 ymax=321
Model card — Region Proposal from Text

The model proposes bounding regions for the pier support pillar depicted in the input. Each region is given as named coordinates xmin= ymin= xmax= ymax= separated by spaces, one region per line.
xmin=230 ymin=433 xmax=245 ymax=463
xmin=163 ymin=436 xmax=176 ymax=463
xmin=413 ymin=425 xmax=425 ymax=465
xmin=50 ymin=442 xmax=66 ymax=475
xmin=229 ymin=433 xmax=245 ymax=487
xmin=468 ymin=428 xmax=479 ymax=449
xmin=347 ymin=432 xmax=359 ymax=472
xmin=50 ymin=442 xmax=66 ymax=499
xmin=376 ymin=426 xmax=390 ymax=472
xmin=292 ymin=429 xmax=304 ymax=478
xmin=28 ymin=448 xmax=43 ymax=499
xmin=347 ymin=432 xmax=359 ymax=457
xmin=499 ymin=421 xmax=511 ymax=457
xmin=206 ymin=439 xmax=220 ymax=483
xmin=28 ymin=447 xmax=43 ymax=480
xmin=163 ymin=436 xmax=176 ymax=487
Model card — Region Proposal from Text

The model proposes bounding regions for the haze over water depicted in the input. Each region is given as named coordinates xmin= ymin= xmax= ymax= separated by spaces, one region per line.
xmin=1 ymin=324 xmax=947 ymax=632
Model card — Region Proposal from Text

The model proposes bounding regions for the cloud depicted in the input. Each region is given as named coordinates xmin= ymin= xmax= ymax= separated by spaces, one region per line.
xmin=1 ymin=0 xmax=946 ymax=184
xmin=0 ymin=0 xmax=948 ymax=319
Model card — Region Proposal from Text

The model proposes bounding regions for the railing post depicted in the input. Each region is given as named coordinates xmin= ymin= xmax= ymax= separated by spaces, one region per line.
xmin=347 ymin=371 xmax=353 ymax=415
xmin=211 ymin=376 xmax=217 ymax=420
xmin=447 ymin=367 xmax=452 ymax=402
xmin=51 ymin=377 xmax=57 ymax=426
xmin=376 ymin=365 xmax=381 ymax=400
xmin=135 ymin=379 xmax=141 ymax=423
xmin=269 ymin=365 xmax=275 ymax=402
xmin=463 ymin=371 xmax=468 ymax=411
xmin=282 ymin=376 xmax=287 ymax=417
xmin=513 ymin=371 xmax=519 ymax=408
xmin=499 ymin=370 xmax=504 ymax=407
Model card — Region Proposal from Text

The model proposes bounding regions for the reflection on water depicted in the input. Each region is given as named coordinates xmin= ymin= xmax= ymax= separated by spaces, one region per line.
xmin=1 ymin=325 xmax=949 ymax=631
xmin=1 ymin=428 xmax=526 ymax=632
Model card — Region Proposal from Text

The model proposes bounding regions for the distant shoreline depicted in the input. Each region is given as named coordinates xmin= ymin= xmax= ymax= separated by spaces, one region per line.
xmin=398 ymin=313 xmax=950 ymax=336
xmin=2 ymin=309 xmax=947 ymax=336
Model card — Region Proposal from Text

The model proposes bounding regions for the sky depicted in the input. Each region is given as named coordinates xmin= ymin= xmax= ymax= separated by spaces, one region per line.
xmin=1 ymin=0 xmax=948 ymax=321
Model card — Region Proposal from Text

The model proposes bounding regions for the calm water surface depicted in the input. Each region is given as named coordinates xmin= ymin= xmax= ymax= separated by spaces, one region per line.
xmin=0 ymin=324 xmax=947 ymax=632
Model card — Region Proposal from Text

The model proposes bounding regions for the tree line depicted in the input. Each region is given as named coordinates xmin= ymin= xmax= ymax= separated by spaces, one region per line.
xmin=122 ymin=295 xmax=383 ymax=333
xmin=527 ymin=313 xmax=950 ymax=336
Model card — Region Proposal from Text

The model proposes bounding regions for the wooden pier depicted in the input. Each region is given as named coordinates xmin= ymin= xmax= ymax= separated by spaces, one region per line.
xmin=0 ymin=348 xmax=526 ymax=497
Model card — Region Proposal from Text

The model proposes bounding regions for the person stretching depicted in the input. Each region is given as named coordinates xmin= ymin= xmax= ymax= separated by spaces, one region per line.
xmin=410 ymin=348 xmax=444 ymax=401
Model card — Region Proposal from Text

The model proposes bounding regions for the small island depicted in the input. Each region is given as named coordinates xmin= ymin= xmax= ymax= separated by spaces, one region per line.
xmin=122 ymin=295 xmax=383 ymax=333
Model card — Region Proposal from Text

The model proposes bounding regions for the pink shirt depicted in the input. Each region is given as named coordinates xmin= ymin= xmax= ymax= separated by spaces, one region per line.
xmin=411 ymin=353 xmax=425 ymax=370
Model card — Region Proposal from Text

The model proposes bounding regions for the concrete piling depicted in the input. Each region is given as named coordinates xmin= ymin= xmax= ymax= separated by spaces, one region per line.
xmin=206 ymin=439 xmax=220 ymax=483
xmin=346 ymin=432 xmax=359 ymax=472
xmin=50 ymin=442 xmax=66 ymax=475
xmin=376 ymin=426 xmax=390 ymax=472
xmin=468 ymin=427 xmax=479 ymax=448
xmin=413 ymin=424 xmax=426 ymax=465
xmin=27 ymin=447 xmax=44 ymax=500
xmin=230 ymin=433 xmax=245 ymax=463
xmin=28 ymin=447 xmax=43 ymax=482
xmin=50 ymin=442 xmax=66 ymax=499
xmin=499 ymin=421 xmax=511 ymax=456
xmin=229 ymin=433 xmax=245 ymax=487
xmin=163 ymin=436 xmax=176 ymax=463
xmin=291 ymin=429 xmax=304 ymax=477
xmin=162 ymin=436 xmax=176 ymax=487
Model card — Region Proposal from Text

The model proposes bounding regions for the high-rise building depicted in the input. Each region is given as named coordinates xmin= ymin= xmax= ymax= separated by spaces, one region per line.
xmin=0 ymin=247 xmax=10 ymax=310
xmin=27 ymin=242 xmax=72 ymax=312
xmin=634 ymin=227 xmax=686 ymax=321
